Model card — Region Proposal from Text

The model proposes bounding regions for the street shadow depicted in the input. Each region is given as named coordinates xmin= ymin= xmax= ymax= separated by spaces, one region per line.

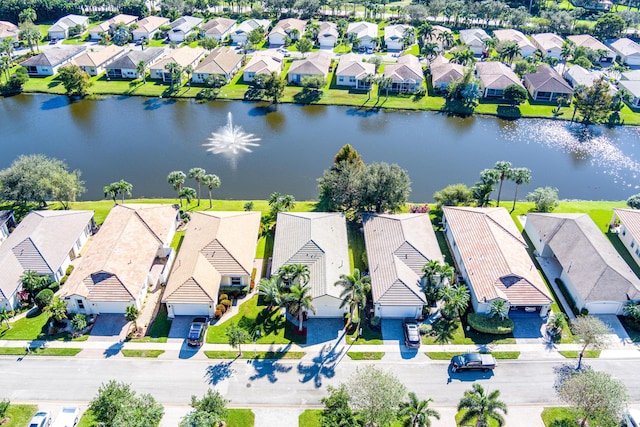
xmin=205 ymin=360 xmax=236 ymax=385
xmin=103 ymin=341 xmax=123 ymax=358
xmin=446 ymin=366 xmax=495 ymax=383
xmin=249 ymin=349 xmax=293 ymax=384
xmin=178 ymin=343 xmax=199 ymax=359
xmin=400 ymin=346 xmax=419 ymax=359
xmin=297 ymin=343 xmax=343 ymax=388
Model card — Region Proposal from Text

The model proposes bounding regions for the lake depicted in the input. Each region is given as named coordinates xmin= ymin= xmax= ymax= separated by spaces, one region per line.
xmin=1 ymin=94 xmax=639 ymax=202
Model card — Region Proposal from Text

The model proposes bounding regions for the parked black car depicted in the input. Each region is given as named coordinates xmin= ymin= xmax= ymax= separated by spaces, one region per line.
xmin=403 ymin=320 xmax=421 ymax=348
xmin=187 ymin=317 xmax=208 ymax=347
xmin=450 ymin=353 xmax=496 ymax=372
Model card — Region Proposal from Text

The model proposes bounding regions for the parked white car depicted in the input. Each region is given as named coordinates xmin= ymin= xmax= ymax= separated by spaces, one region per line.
xmin=624 ymin=408 xmax=640 ymax=427
xmin=51 ymin=407 xmax=79 ymax=427
xmin=29 ymin=411 xmax=51 ymax=427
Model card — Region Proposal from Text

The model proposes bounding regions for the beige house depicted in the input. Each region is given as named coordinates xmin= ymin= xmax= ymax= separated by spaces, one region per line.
xmin=0 ymin=21 xmax=19 ymax=43
xmin=63 ymin=204 xmax=178 ymax=315
xmin=74 ymin=45 xmax=125 ymax=76
xmin=567 ymin=34 xmax=615 ymax=62
xmin=430 ymin=57 xmax=464 ymax=92
xmin=335 ymin=53 xmax=375 ymax=89
xmin=268 ymin=18 xmax=306 ymax=46
xmin=364 ymin=214 xmax=444 ymax=319
xmin=384 ymin=54 xmax=423 ymax=93
xmin=150 ymin=47 xmax=207 ymax=82
xmin=493 ymin=29 xmax=537 ymax=58
xmin=203 ymin=17 xmax=236 ymax=41
xmin=89 ymin=14 xmax=138 ymax=40
xmin=48 ymin=14 xmax=89 ymax=40
xmin=163 ymin=211 xmax=260 ymax=318
xmin=105 ymin=48 xmax=167 ymax=79
xmin=288 ymin=50 xmax=332 ymax=84
xmin=191 ymin=46 xmax=243 ymax=84
xmin=475 ymin=61 xmax=524 ymax=99
xmin=459 ymin=28 xmax=491 ymax=55
xmin=526 ymin=212 xmax=640 ymax=315
xmin=443 ymin=207 xmax=552 ymax=317
xmin=0 ymin=211 xmax=94 ymax=311
xmin=272 ymin=212 xmax=350 ymax=318
xmin=318 ymin=22 xmax=338 ymax=49
xmin=531 ymin=33 xmax=564 ymax=59
xmin=132 ymin=16 xmax=170 ymax=41
xmin=243 ymin=50 xmax=284 ymax=82
xmin=347 ymin=21 xmax=378 ymax=50
xmin=523 ymin=64 xmax=573 ymax=102
xmin=231 ymin=19 xmax=270 ymax=45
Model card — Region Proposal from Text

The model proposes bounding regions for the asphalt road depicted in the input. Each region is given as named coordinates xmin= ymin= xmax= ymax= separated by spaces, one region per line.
xmin=3 ymin=356 xmax=640 ymax=407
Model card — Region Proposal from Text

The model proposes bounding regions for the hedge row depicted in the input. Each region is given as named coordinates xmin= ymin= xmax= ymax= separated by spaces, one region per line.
xmin=467 ymin=313 xmax=514 ymax=335
xmin=555 ymin=278 xmax=579 ymax=316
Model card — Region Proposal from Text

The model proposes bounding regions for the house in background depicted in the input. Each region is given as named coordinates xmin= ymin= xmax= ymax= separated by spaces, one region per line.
xmin=132 ymin=16 xmax=170 ymax=41
xmin=243 ymin=50 xmax=284 ymax=82
xmin=163 ymin=211 xmax=260 ymax=318
xmin=475 ymin=61 xmax=524 ymax=99
xmin=335 ymin=53 xmax=375 ymax=89
xmin=318 ymin=22 xmax=338 ymax=49
xmin=268 ymin=18 xmax=306 ymax=46
xmin=364 ymin=213 xmax=443 ymax=319
xmin=531 ymin=33 xmax=564 ymax=59
xmin=561 ymin=64 xmax=607 ymax=89
xmin=443 ymin=207 xmax=552 ymax=317
xmin=383 ymin=54 xmax=423 ymax=93
xmin=567 ymin=34 xmax=615 ymax=62
xmin=48 ymin=14 xmax=89 ymax=40
xmin=0 ymin=210 xmax=94 ymax=311
xmin=231 ymin=19 xmax=270 ymax=45
xmin=272 ymin=212 xmax=350 ymax=318
xmin=74 ymin=45 xmax=125 ymax=76
xmin=168 ymin=16 xmax=204 ymax=42
xmin=385 ymin=24 xmax=413 ymax=52
xmin=524 ymin=64 xmax=573 ymax=102
xmin=89 ymin=14 xmax=138 ymax=40
xmin=570 ymin=0 xmax=613 ymax=11
xmin=492 ymin=29 xmax=537 ymax=58
xmin=0 ymin=21 xmax=19 ymax=43
xmin=191 ymin=46 xmax=243 ymax=84
xmin=150 ymin=47 xmax=207 ymax=82
xmin=202 ymin=17 xmax=236 ymax=41
xmin=105 ymin=48 xmax=166 ymax=79
xmin=430 ymin=56 xmax=464 ymax=92
xmin=613 ymin=208 xmax=640 ymax=269
xmin=20 ymin=45 xmax=86 ymax=76
xmin=430 ymin=25 xmax=452 ymax=53
xmin=618 ymin=80 xmax=640 ymax=108
xmin=63 ymin=205 xmax=178 ymax=315
xmin=526 ymin=212 xmax=640 ymax=314
xmin=0 ymin=210 xmax=15 ymax=243
xmin=459 ymin=28 xmax=491 ymax=55
xmin=287 ymin=50 xmax=332 ymax=84
xmin=347 ymin=21 xmax=378 ymax=51
xmin=610 ymin=38 xmax=640 ymax=66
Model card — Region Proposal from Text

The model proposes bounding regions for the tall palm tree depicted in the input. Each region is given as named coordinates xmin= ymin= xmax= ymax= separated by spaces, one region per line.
xmin=164 ymin=62 xmax=182 ymax=91
xmin=421 ymin=42 xmax=439 ymax=60
xmin=184 ymin=64 xmax=194 ymax=88
xmin=335 ymin=268 xmax=371 ymax=326
xmin=286 ymin=283 xmax=316 ymax=332
xmin=136 ymin=60 xmax=147 ymax=84
xmin=493 ymin=161 xmax=512 ymax=207
xmin=439 ymin=283 xmax=469 ymax=319
xmin=417 ymin=23 xmax=434 ymax=42
xmin=278 ymin=264 xmax=311 ymax=287
xmin=510 ymin=167 xmax=531 ymax=212
xmin=180 ymin=186 xmax=197 ymax=207
xmin=19 ymin=25 xmax=41 ymax=54
xmin=0 ymin=38 xmax=14 ymax=62
xmin=167 ymin=170 xmax=186 ymax=205
xmin=257 ymin=276 xmax=283 ymax=310
xmin=201 ymin=174 xmax=221 ymax=209
xmin=457 ymin=384 xmax=508 ymax=427
xmin=268 ymin=192 xmax=295 ymax=215
xmin=438 ymin=264 xmax=455 ymax=286
xmin=103 ymin=183 xmax=119 ymax=205
xmin=450 ymin=49 xmax=475 ymax=66
xmin=499 ymin=42 xmax=521 ymax=64
xmin=398 ymin=392 xmax=441 ymax=427
xmin=188 ymin=167 xmax=206 ymax=206
xmin=116 ymin=180 xmax=133 ymax=204
xmin=437 ymin=32 xmax=454 ymax=50
xmin=422 ymin=260 xmax=442 ymax=287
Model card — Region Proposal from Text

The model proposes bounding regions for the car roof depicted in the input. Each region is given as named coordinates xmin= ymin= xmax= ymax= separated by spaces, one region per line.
xmin=465 ymin=353 xmax=482 ymax=362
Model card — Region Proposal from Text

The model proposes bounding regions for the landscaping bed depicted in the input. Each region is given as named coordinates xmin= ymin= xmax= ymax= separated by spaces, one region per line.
xmin=467 ymin=313 xmax=514 ymax=335
xmin=422 ymin=317 xmax=516 ymax=345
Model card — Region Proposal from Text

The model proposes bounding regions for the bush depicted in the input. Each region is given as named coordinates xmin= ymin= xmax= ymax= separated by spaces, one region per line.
xmin=65 ymin=265 xmax=74 ymax=275
xmin=71 ymin=313 xmax=87 ymax=332
xmin=216 ymin=304 xmax=226 ymax=314
xmin=35 ymin=289 xmax=54 ymax=309
xmin=369 ymin=316 xmax=381 ymax=330
xmin=221 ymin=299 xmax=231 ymax=308
xmin=214 ymin=310 xmax=222 ymax=319
xmin=419 ymin=323 xmax=432 ymax=335
xmin=580 ymin=308 xmax=589 ymax=316
xmin=550 ymin=419 xmax=579 ymax=427
xmin=467 ymin=313 xmax=514 ymax=335
xmin=555 ymin=278 xmax=579 ymax=316
xmin=0 ymin=399 xmax=9 ymax=418
xmin=60 ymin=276 xmax=68 ymax=285
xmin=219 ymin=294 xmax=228 ymax=301
xmin=48 ymin=282 xmax=60 ymax=293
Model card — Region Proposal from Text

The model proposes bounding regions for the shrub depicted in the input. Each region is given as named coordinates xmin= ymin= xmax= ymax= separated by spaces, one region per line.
xmin=221 ymin=299 xmax=232 ymax=308
xmin=35 ymin=289 xmax=54 ymax=310
xmin=214 ymin=310 xmax=222 ymax=319
xmin=60 ymin=276 xmax=68 ymax=285
xmin=419 ymin=323 xmax=432 ymax=335
xmin=0 ymin=399 xmax=9 ymax=418
xmin=65 ymin=265 xmax=75 ymax=275
xmin=467 ymin=313 xmax=514 ymax=335
xmin=550 ymin=418 xmax=579 ymax=427
xmin=48 ymin=282 xmax=60 ymax=293
xmin=216 ymin=304 xmax=226 ymax=314
xmin=555 ymin=278 xmax=579 ymax=316
xmin=219 ymin=294 xmax=228 ymax=301
xmin=71 ymin=313 xmax=87 ymax=332
xmin=369 ymin=316 xmax=381 ymax=329
xmin=580 ymin=308 xmax=589 ymax=316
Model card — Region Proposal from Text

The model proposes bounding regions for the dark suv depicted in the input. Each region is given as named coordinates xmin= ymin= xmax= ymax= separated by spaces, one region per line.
xmin=450 ymin=353 xmax=496 ymax=372
xmin=187 ymin=317 xmax=209 ymax=347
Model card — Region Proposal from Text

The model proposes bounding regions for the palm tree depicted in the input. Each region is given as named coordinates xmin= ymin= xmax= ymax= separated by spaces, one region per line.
xmin=0 ymin=309 xmax=11 ymax=330
xmin=180 ymin=186 xmax=197 ymax=207
xmin=277 ymin=264 xmax=310 ymax=287
xmin=257 ymin=277 xmax=283 ymax=310
xmin=286 ymin=283 xmax=316 ymax=332
xmin=450 ymin=49 xmax=475 ymax=66
xmin=0 ymin=38 xmax=15 ymax=62
xmin=335 ymin=268 xmax=371 ymax=327
xmin=510 ymin=167 xmax=531 ymax=212
xmin=398 ymin=392 xmax=441 ymax=427
xmin=439 ymin=283 xmax=469 ymax=319
xmin=201 ymin=174 xmax=221 ymax=209
xmin=438 ymin=264 xmax=455 ymax=286
xmin=268 ymin=192 xmax=295 ymax=215
xmin=103 ymin=183 xmax=119 ymax=205
xmin=167 ymin=170 xmax=186 ymax=204
xmin=0 ymin=55 xmax=10 ymax=82
xmin=47 ymin=297 xmax=68 ymax=323
xmin=116 ymin=180 xmax=133 ymax=204
xmin=421 ymin=42 xmax=439 ymax=60
xmin=417 ymin=23 xmax=434 ymax=42
xmin=457 ymin=384 xmax=508 ymax=427
xmin=437 ymin=32 xmax=454 ymax=50
xmin=165 ymin=62 xmax=182 ymax=91
xmin=493 ymin=161 xmax=512 ymax=207
xmin=184 ymin=64 xmax=194 ymax=88
xmin=188 ymin=167 xmax=206 ymax=206
xmin=125 ymin=305 xmax=140 ymax=331
xmin=499 ymin=42 xmax=521 ymax=64
xmin=136 ymin=60 xmax=147 ymax=84
xmin=19 ymin=25 xmax=41 ymax=54
xmin=560 ymin=40 xmax=574 ymax=74
xmin=422 ymin=260 xmax=442 ymax=287
xmin=376 ymin=76 xmax=393 ymax=102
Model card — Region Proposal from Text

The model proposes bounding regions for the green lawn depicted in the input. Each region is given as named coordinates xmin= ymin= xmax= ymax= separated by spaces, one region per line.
xmin=129 ymin=304 xmax=172 ymax=343
xmin=540 ymin=407 xmax=578 ymax=427
xmin=455 ymin=409 xmax=501 ymax=427
xmin=347 ymin=221 xmax=366 ymax=272
xmin=347 ymin=351 xmax=384 ymax=360
xmin=0 ymin=310 xmax=87 ymax=342
xmin=77 ymin=409 xmax=99 ymax=427
xmin=204 ymin=350 xmax=305 ymax=359
xmin=422 ymin=317 xmax=516 ymax=345
xmin=0 ymin=347 xmax=82 ymax=356
xmin=425 ymin=351 xmax=520 ymax=360
xmin=346 ymin=321 xmax=383 ymax=345
xmin=2 ymin=405 xmax=38 ymax=427
xmin=206 ymin=295 xmax=305 ymax=345
xmin=618 ymin=315 xmax=640 ymax=343
xmin=299 ymin=409 xmax=322 ymax=427
xmin=121 ymin=349 xmax=165 ymax=358
xmin=558 ymin=350 xmax=600 ymax=358
xmin=227 ymin=409 xmax=255 ymax=427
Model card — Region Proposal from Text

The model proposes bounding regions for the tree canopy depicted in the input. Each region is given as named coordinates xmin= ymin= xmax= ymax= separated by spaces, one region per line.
xmin=89 ymin=380 xmax=164 ymax=427
xmin=527 ymin=186 xmax=559 ymax=212
xmin=58 ymin=65 xmax=92 ymax=97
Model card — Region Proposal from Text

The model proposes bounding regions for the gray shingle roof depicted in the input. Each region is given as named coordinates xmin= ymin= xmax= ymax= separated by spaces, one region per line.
xmin=21 ymin=45 xmax=86 ymax=67
xmin=524 ymin=64 xmax=573 ymax=93
xmin=107 ymin=47 xmax=166 ymax=69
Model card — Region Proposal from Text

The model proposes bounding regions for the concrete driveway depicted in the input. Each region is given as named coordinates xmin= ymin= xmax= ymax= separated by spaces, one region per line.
xmin=595 ymin=314 xmax=632 ymax=346
xmin=88 ymin=314 xmax=128 ymax=342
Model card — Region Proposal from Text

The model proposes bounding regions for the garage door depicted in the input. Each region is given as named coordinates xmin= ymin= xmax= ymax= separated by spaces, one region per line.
xmin=93 ymin=301 xmax=130 ymax=314
xmin=378 ymin=305 xmax=421 ymax=319
xmin=169 ymin=303 xmax=211 ymax=317
xmin=585 ymin=302 xmax=622 ymax=315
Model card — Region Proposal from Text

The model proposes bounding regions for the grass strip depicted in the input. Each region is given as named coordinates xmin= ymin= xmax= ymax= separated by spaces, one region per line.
xmin=0 ymin=347 xmax=82 ymax=356
xmin=204 ymin=350 xmax=305 ymax=359
xmin=558 ymin=350 xmax=600 ymax=358
xmin=347 ymin=352 xmax=384 ymax=360
xmin=425 ymin=351 xmax=520 ymax=360
xmin=121 ymin=349 xmax=164 ymax=358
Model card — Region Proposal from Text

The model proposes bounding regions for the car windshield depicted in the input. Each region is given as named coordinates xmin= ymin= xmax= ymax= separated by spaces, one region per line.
xmin=62 ymin=408 xmax=75 ymax=413
xmin=188 ymin=325 xmax=202 ymax=338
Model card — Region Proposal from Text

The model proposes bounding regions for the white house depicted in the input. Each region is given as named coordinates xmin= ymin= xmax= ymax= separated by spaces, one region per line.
xmin=20 ymin=45 xmax=86 ymax=76
xmin=384 ymin=24 xmax=413 ymax=52
xmin=268 ymin=18 xmax=306 ymax=46
xmin=202 ymin=17 xmax=236 ymax=41
xmin=168 ymin=16 xmax=203 ymax=42
xmin=0 ymin=21 xmax=19 ymax=43
xmin=347 ymin=21 xmax=378 ymax=50
xmin=63 ymin=205 xmax=178 ymax=315
xmin=610 ymin=38 xmax=640 ymax=66
xmin=73 ymin=45 xmax=125 ymax=76
xmin=612 ymin=208 xmax=640 ymax=268
xmin=231 ymin=19 xmax=270 ymax=45
xmin=335 ymin=53 xmax=375 ymax=89
xmin=243 ymin=50 xmax=284 ymax=82
xmin=89 ymin=14 xmax=138 ymax=40
xmin=317 ymin=21 xmax=338 ymax=49
xmin=105 ymin=48 xmax=166 ymax=79
xmin=150 ymin=47 xmax=207 ymax=82
xmin=132 ymin=16 xmax=170 ymax=41
xmin=618 ymin=80 xmax=640 ymax=108
xmin=531 ymin=33 xmax=564 ymax=59
xmin=492 ymin=29 xmax=537 ymax=58
xmin=192 ymin=46 xmax=243 ymax=84
xmin=459 ymin=28 xmax=491 ymax=55
xmin=48 ymin=14 xmax=89 ymax=40
xmin=272 ymin=212 xmax=350 ymax=318
xmin=288 ymin=50 xmax=332 ymax=84
xmin=364 ymin=213 xmax=444 ymax=319
xmin=443 ymin=207 xmax=552 ymax=317
xmin=163 ymin=211 xmax=260 ymax=318
xmin=567 ymin=34 xmax=616 ymax=62
xmin=0 ymin=211 xmax=94 ymax=311
xmin=526 ymin=212 xmax=640 ymax=315
xmin=562 ymin=64 xmax=607 ymax=89
xmin=0 ymin=211 xmax=14 ymax=244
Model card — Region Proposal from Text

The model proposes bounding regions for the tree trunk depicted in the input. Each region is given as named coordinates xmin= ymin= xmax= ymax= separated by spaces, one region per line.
xmin=208 ymin=190 xmax=213 ymax=208
xmin=497 ymin=178 xmax=504 ymax=206
xmin=511 ymin=184 xmax=519 ymax=212
xmin=298 ymin=311 xmax=304 ymax=332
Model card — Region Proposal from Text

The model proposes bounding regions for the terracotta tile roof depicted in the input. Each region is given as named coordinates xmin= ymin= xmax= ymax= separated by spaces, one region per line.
xmin=288 ymin=50 xmax=332 ymax=76
xmin=269 ymin=18 xmax=306 ymax=37
xmin=431 ymin=62 xmax=464 ymax=85
xmin=384 ymin=54 xmax=423 ymax=82
xmin=244 ymin=50 xmax=284 ymax=74
xmin=476 ymin=61 xmax=523 ymax=90
xmin=524 ymin=64 xmax=573 ymax=93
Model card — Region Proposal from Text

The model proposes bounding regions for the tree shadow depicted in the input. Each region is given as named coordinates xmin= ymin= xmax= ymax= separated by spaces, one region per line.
xmin=205 ymin=360 xmax=237 ymax=385
xmin=47 ymin=81 xmax=61 ymax=88
xmin=442 ymin=99 xmax=474 ymax=117
xmin=431 ymin=318 xmax=457 ymax=344
xmin=292 ymin=88 xmax=322 ymax=104
xmin=103 ymin=341 xmax=123 ymax=358
xmin=249 ymin=356 xmax=293 ymax=383
xmin=297 ymin=344 xmax=343 ymax=388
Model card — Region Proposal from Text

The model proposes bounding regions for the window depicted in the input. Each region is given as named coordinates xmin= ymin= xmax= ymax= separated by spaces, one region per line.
xmin=636 ymin=248 xmax=640 ymax=258
xmin=231 ymin=277 xmax=242 ymax=285
xmin=632 ymin=240 xmax=635 ymax=248
xmin=622 ymin=227 xmax=626 ymax=236
xmin=77 ymin=299 xmax=85 ymax=310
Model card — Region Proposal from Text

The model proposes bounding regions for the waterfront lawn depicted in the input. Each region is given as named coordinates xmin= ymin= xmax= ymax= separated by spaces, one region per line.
xmin=510 ymin=201 xmax=626 ymax=233
xmin=206 ymin=295 xmax=305 ymax=345
xmin=227 ymin=409 xmax=255 ymax=427
xmin=3 ymin=405 xmax=38 ymax=427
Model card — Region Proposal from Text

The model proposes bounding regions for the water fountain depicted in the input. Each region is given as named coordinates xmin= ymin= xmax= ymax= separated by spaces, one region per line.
xmin=203 ymin=112 xmax=261 ymax=168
